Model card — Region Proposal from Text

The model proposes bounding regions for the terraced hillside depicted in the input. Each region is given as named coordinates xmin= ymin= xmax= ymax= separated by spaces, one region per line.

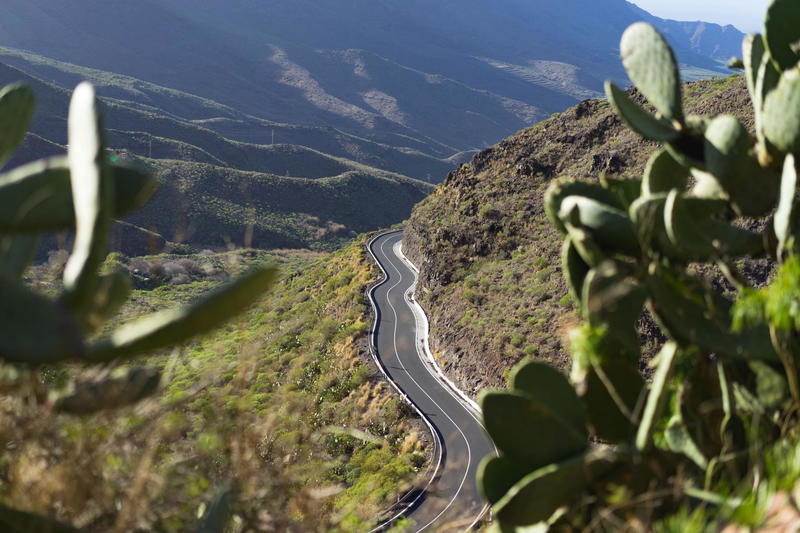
xmin=403 ymin=75 xmax=752 ymax=395
xmin=0 ymin=57 xmax=435 ymax=253
xmin=0 ymin=48 xmax=455 ymax=179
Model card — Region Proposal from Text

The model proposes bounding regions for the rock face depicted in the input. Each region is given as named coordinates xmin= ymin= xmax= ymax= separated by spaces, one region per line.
xmin=403 ymin=76 xmax=753 ymax=397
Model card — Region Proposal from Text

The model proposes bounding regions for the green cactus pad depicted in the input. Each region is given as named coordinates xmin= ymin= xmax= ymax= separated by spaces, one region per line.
xmin=480 ymin=390 xmax=588 ymax=470
xmin=582 ymin=360 xmax=644 ymax=443
xmin=764 ymin=67 xmax=800 ymax=154
xmin=545 ymin=179 xmax=623 ymax=234
xmin=643 ymin=149 xmax=689 ymax=196
xmin=0 ymin=157 xmax=156 ymax=232
xmin=775 ymin=154 xmax=800 ymax=256
xmin=53 ymin=367 xmax=161 ymax=415
xmin=581 ymin=262 xmax=645 ymax=353
xmin=601 ymin=176 xmax=642 ymax=208
xmin=86 ymin=267 xmax=278 ymax=361
xmin=0 ymin=84 xmax=35 ymax=167
xmin=511 ymin=360 xmax=588 ymax=437
xmin=704 ymin=115 xmax=750 ymax=177
xmin=743 ymin=34 xmax=766 ymax=102
xmin=559 ymin=196 xmax=639 ymax=256
xmin=605 ymin=82 xmax=680 ymax=142
xmin=664 ymin=191 xmax=763 ymax=260
xmin=757 ymin=54 xmax=782 ymax=111
xmin=564 ymin=224 xmax=605 ymax=267
xmin=764 ymin=0 xmax=800 ymax=71
xmin=492 ymin=453 xmax=587 ymax=526
xmin=646 ymin=271 xmax=778 ymax=361
xmin=629 ymin=194 xmax=682 ymax=256
xmin=478 ymin=455 xmax=529 ymax=505
xmin=704 ymin=115 xmax=779 ymax=216
xmin=620 ymin=23 xmax=683 ymax=122
xmin=0 ymin=277 xmax=84 ymax=364
xmin=562 ymin=237 xmax=591 ymax=304
xmin=63 ymin=83 xmax=111 ymax=315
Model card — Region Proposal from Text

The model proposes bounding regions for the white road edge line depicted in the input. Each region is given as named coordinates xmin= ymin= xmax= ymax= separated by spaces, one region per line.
xmin=393 ymin=240 xmax=496 ymax=530
xmin=368 ymin=230 xmax=494 ymax=532
xmin=367 ymin=231 xmax=443 ymax=533
xmin=394 ymin=243 xmax=483 ymax=416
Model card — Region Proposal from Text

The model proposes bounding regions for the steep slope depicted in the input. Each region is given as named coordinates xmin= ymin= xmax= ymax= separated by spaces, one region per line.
xmin=402 ymin=76 xmax=752 ymax=396
xmin=0 ymin=0 xmax=740 ymax=155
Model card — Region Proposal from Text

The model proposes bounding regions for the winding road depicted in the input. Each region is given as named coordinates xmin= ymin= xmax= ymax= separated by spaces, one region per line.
xmin=367 ymin=230 xmax=495 ymax=532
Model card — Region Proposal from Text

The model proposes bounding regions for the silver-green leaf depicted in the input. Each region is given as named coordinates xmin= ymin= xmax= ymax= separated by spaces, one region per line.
xmin=0 ymin=84 xmax=35 ymax=167
xmin=620 ymin=22 xmax=683 ymax=122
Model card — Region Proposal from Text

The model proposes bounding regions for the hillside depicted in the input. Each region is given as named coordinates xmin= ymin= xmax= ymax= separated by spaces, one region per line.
xmin=0 ymin=0 xmax=740 ymax=158
xmin=0 ymin=1 xmax=746 ymax=255
xmin=0 ymin=59 xmax=434 ymax=253
xmin=0 ymin=48 xmax=455 ymax=179
xmin=8 ymin=240 xmax=429 ymax=531
xmin=123 ymin=159 xmax=432 ymax=252
xmin=403 ymin=75 xmax=752 ymax=395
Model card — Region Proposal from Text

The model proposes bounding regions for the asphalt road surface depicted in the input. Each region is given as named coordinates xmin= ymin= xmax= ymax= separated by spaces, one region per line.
xmin=368 ymin=230 xmax=496 ymax=532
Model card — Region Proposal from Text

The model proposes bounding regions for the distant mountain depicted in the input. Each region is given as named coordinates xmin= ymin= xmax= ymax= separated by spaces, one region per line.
xmin=626 ymin=3 xmax=745 ymax=62
xmin=0 ymin=0 xmax=741 ymax=158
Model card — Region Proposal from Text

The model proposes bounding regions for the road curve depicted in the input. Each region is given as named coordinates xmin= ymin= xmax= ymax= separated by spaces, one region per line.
xmin=367 ymin=230 xmax=495 ymax=532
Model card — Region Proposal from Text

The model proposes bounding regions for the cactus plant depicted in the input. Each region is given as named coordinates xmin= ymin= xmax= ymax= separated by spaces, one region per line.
xmin=0 ymin=80 xmax=277 ymax=531
xmin=0 ymin=84 xmax=35 ymax=166
xmin=0 ymin=82 xmax=276 ymax=365
xmin=620 ymin=22 xmax=683 ymax=122
xmin=480 ymin=0 xmax=800 ymax=529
